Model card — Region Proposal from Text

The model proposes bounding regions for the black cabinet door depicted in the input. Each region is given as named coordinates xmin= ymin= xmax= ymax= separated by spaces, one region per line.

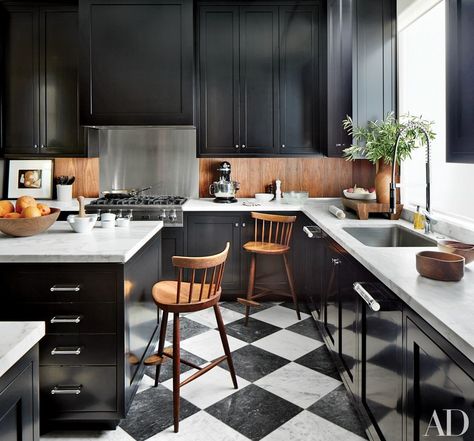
xmin=279 ymin=4 xmax=321 ymax=155
xmin=198 ymin=5 xmax=240 ymax=155
xmin=160 ymin=227 xmax=185 ymax=281
xmin=357 ymin=283 xmax=403 ymax=441
xmin=406 ymin=315 xmax=474 ymax=440
xmin=239 ymin=6 xmax=279 ymax=155
xmin=322 ymin=243 xmax=340 ymax=352
xmin=326 ymin=0 xmax=352 ymax=157
xmin=39 ymin=6 xmax=83 ymax=156
xmin=446 ymin=0 xmax=474 ymax=163
xmin=2 ymin=6 xmax=40 ymax=155
xmin=80 ymin=0 xmax=193 ymax=126
xmin=186 ymin=214 xmax=242 ymax=292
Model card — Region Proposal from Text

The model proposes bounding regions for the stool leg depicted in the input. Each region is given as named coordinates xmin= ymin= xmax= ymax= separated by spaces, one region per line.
xmin=245 ymin=253 xmax=257 ymax=326
xmin=214 ymin=304 xmax=238 ymax=389
xmin=173 ymin=313 xmax=181 ymax=433
xmin=154 ymin=310 xmax=169 ymax=387
xmin=283 ymin=254 xmax=301 ymax=320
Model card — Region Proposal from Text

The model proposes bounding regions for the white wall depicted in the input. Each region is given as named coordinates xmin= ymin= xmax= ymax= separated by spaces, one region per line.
xmin=398 ymin=1 xmax=474 ymax=223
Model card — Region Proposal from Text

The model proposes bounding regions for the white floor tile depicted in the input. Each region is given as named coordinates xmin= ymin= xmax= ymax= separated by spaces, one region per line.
xmin=185 ymin=307 xmax=244 ymax=328
xmin=252 ymin=329 xmax=322 ymax=360
xmin=40 ymin=427 xmax=135 ymax=441
xmin=147 ymin=411 xmax=251 ymax=440
xmin=251 ymin=305 xmax=309 ymax=328
xmin=255 ymin=363 xmax=341 ymax=408
xmin=181 ymin=329 xmax=247 ymax=361
xmin=261 ymin=411 xmax=367 ymax=441
xmin=136 ymin=373 xmax=155 ymax=394
xmin=162 ymin=366 xmax=250 ymax=409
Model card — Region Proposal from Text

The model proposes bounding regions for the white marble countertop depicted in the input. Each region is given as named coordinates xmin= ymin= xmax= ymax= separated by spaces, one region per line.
xmin=183 ymin=197 xmax=312 ymax=211
xmin=0 ymin=221 xmax=163 ymax=263
xmin=0 ymin=322 xmax=45 ymax=378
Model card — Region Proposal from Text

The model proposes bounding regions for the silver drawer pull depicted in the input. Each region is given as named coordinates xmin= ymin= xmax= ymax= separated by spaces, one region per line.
xmin=50 ymin=316 xmax=82 ymax=324
xmin=51 ymin=386 xmax=82 ymax=395
xmin=353 ymin=282 xmax=381 ymax=312
xmin=50 ymin=284 xmax=81 ymax=292
xmin=51 ymin=347 xmax=82 ymax=356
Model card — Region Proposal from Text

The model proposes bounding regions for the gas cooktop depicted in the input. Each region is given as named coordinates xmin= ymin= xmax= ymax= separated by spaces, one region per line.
xmin=88 ymin=195 xmax=187 ymax=206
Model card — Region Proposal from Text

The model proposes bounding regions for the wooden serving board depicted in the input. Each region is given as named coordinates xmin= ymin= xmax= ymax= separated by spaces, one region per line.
xmin=342 ymin=197 xmax=403 ymax=220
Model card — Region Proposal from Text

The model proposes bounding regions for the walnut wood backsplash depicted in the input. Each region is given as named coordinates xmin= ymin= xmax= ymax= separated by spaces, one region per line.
xmin=199 ymin=158 xmax=375 ymax=198
xmin=54 ymin=158 xmax=100 ymax=198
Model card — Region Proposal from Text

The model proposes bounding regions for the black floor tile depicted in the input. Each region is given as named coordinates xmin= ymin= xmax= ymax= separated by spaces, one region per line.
xmin=206 ymin=384 xmax=302 ymax=441
xmin=164 ymin=316 xmax=211 ymax=342
xmin=294 ymin=345 xmax=341 ymax=380
xmin=307 ymin=385 xmax=368 ymax=439
xmin=220 ymin=301 xmax=277 ymax=315
xmin=220 ymin=344 xmax=290 ymax=382
xmin=225 ymin=317 xmax=281 ymax=343
xmin=286 ymin=317 xmax=324 ymax=341
xmin=145 ymin=349 xmax=207 ymax=383
xmin=120 ymin=385 xmax=200 ymax=441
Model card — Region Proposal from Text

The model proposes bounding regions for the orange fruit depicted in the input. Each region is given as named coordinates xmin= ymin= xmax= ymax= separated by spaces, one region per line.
xmin=21 ymin=206 xmax=42 ymax=218
xmin=0 ymin=200 xmax=14 ymax=217
xmin=37 ymin=203 xmax=51 ymax=216
xmin=16 ymin=196 xmax=37 ymax=214
xmin=3 ymin=212 xmax=21 ymax=219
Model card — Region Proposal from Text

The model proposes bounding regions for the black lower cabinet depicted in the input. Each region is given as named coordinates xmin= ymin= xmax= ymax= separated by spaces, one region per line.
xmin=405 ymin=313 xmax=474 ymax=441
xmin=160 ymin=227 xmax=184 ymax=281
xmin=0 ymin=233 xmax=161 ymax=429
xmin=0 ymin=347 xmax=40 ymax=441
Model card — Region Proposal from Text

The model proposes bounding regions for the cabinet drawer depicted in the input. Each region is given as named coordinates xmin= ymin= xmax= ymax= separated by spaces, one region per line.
xmin=18 ymin=303 xmax=116 ymax=334
xmin=11 ymin=269 xmax=117 ymax=302
xmin=40 ymin=366 xmax=116 ymax=413
xmin=40 ymin=335 xmax=116 ymax=365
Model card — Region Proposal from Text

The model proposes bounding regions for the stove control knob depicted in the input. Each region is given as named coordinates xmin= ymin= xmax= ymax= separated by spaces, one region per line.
xmin=169 ymin=209 xmax=177 ymax=223
xmin=159 ymin=209 xmax=167 ymax=221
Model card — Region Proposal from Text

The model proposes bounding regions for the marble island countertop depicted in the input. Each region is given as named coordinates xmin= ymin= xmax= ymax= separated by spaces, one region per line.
xmin=0 ymin=322 xmax=45 ymax=378
xmin=0 ymin=221 xmax=163 ymax=263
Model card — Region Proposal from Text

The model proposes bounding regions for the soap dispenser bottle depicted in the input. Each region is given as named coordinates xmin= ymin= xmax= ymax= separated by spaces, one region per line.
xmin=413 ymin=205 xmax=425 ymax=230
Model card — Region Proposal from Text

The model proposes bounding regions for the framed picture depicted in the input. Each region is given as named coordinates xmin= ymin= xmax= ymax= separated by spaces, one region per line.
xmin=6 ymin=159 xmax=54 ymax=199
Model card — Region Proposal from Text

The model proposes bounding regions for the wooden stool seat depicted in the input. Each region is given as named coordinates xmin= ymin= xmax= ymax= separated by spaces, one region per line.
xmin=243 ymin=241 xmax=289 ymax=255
xmin=152 ymin=281 xmax=222 ymax=312
xmin=147 ymin=243 xmax=237 ymax=433
xmin=240 ymin=212 xmax=301 ymax=325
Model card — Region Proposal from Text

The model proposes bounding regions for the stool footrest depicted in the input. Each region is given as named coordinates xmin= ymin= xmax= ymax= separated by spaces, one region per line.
xmin=237 ymin=298 xmax=261 ymax=307
xmin=180 ymin=355 xmax=228 ymax=387
xmin=144 ymin=353 xmax=166 ymax=366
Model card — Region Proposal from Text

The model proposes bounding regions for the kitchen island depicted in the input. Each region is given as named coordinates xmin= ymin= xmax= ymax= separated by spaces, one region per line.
xmin=0 ymin=221 xmax=163 ymax=430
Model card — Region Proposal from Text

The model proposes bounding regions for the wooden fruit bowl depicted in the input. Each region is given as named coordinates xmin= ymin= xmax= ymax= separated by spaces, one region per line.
xmin=416 ymin=251 xmax=465 ymax=282
xmin=437 ymin=240 xmax=474 ymax=265
xmin=0 ymin=208 xmax=61 ymax=237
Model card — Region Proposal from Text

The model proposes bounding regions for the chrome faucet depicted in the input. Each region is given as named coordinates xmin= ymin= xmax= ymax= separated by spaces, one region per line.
xmin=389 ymin=123 xmax=434 ymax=233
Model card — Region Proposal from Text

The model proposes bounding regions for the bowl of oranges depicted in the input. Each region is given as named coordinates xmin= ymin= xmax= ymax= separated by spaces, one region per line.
xmin=0 ymin=197 xmax=60 ymax=237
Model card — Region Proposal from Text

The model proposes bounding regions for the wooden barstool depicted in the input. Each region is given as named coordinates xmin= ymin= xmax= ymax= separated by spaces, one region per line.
xmin=145 ymin=243 xmax=237 ymax=433
xmin=238 ymin=212 xmax=300 ymax=324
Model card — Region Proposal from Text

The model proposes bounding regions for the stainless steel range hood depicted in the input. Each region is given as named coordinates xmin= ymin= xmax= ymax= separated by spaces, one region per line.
xmin=97 ymin=126 xmax=199 ymax=198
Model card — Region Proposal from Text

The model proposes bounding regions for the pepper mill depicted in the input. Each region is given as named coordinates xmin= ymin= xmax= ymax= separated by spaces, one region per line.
xmin=275 ymin=179 xmax=282 ymax=201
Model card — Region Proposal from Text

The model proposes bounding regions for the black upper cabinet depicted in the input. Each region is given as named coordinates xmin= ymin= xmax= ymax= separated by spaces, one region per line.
xmin=79 ymin=0 xmax=194 ymax=126
xmin=326 ymin=0 xmax=396 ymax=157
xmin=197 ymin=2 xmax=322 ymax=157
xmin=279 ymin=4 xmax=321 ymax=155
xmin=1 ymin=3 xmax=93 ymax=157
xmin=446 ymin=0 xmax=474 ymax=163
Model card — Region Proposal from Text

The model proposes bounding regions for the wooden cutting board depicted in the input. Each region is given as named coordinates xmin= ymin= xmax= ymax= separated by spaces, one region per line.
xmin=342 ymin=197 xmax=403 ymax=220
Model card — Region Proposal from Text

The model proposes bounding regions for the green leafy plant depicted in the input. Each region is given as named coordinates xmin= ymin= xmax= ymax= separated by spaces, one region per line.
xmin=342 ymin=112 xmax=436 ymax=165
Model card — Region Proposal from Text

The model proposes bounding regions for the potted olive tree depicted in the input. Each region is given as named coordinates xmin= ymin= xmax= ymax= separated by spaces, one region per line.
xmin=342 ymin=112 xmax=435 ymax=204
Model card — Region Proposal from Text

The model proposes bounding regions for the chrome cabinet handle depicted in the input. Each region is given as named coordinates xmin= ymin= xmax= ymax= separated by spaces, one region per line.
xmin=242 ymin=222 xmax=246 ymax=227
xmin=282 ymin=144 xmax=286 ymax=148
xmin=242 ymin=144 xmax=246 ymax=148
xmin=50 ymin=316 xmax=82 ymax=324
xmin=51 ymin=386 xmax=82 ymax=395
xmin=34 ymin=144 xmax=38 ymax=150
xmin=353 ymin=282 xmax=381 ymax=312
xmin=331 ymin=258 xmax=342 ymax=265
xmin=235 ymin=223 xmax=239 ymax=227
xmin=51 ymin=347 xmax=82 ymax=356
xmin=235 ymin=144 xmax=239 ymax=149
xmin=50 ymin=284 xmax=81 ymax=292
xmin=41 ymin=144 xmax=45 ymax=149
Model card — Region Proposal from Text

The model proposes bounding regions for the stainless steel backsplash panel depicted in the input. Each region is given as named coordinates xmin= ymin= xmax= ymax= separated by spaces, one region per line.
xmin=98 ymin=127 xmax=199 ymax=197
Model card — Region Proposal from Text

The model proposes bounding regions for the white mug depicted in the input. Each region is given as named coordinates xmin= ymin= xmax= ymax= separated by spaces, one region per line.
xmin=67 ymin=214 xmax=97 ymax=233
xmin=57 ymin=185 xmax=73 ymax=202
xmin=116 ymin=217 xmax=130 ymax=227
xmin=101 ymin=212 xmax=116 ymax=222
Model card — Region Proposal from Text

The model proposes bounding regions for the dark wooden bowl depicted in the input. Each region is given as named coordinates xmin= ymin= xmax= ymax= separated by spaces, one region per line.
xmin=416 ymin=251 xmax=465 ymax=282
xmin=437 ymin=240 xmax=474 ymax=265
xmin=0 ymin=208 xmax=61 ymax=237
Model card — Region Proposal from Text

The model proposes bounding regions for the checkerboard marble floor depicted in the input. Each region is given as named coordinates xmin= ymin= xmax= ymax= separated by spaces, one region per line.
xmin=41 ymin=302 xmax=367 ymax=441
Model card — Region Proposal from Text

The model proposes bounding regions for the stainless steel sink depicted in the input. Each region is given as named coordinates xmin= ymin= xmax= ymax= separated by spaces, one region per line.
xmin=343 ymin=226 xmax=437 ymax=247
